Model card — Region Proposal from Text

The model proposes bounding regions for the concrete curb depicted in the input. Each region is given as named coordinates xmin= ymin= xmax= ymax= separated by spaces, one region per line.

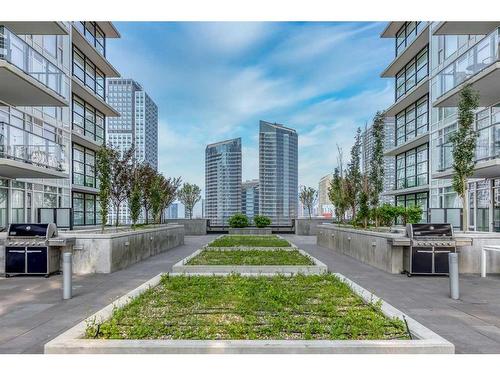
xmin=44 ymin=272 xmax=455 ymax=354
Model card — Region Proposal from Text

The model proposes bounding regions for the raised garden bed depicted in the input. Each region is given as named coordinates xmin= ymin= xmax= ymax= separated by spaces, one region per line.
xmin=44 ymin=272 xmax=454 ymax=353
xmin=186 ymin=248 xmax=314 ymax=266
xmin=208 ymin=235 xmax=291 ymax=248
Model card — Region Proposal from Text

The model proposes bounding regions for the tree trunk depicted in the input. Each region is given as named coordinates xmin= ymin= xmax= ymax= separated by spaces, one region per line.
xmin=462 ymin=183 xmax=468 ymax=232
xmin=308 ymin=206 xmax=312 ymax=219
xmin=114 ymin=202 xmax=120 ymax=227
xmin=144 ymin=207 xmax=149 ymax=225
xmin=351 ymin=204 xmax=356 ymax=221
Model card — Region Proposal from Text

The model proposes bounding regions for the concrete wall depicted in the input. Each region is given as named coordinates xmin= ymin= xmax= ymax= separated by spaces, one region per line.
xmin=228 ymin=228 xmax=272 ymax=235
xmin=295 ymin=218 xmax=331 ymax=236
xmin=317 ymin=224 xmax=500 ymax=275
xmin=62 ymin=224 xmax=184 ymax=274
xmin=163 ymin=219 xmax=207 ymax=235
xmin=317 ymin=224 xmax=405 ymax=274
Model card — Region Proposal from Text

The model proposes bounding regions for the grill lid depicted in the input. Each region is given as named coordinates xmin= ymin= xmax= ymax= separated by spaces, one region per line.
xmin=7 ymin=223 xmax=57 ymax=238
xmin=407 ymin=223 xmax=454 ymax=238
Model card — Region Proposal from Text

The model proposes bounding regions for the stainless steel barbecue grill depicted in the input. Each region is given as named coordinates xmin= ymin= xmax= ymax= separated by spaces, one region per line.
xmin=4 ymin=223 xmax=60 ymax=277
xmin=404 ymin=223 xmax=457 ymax=276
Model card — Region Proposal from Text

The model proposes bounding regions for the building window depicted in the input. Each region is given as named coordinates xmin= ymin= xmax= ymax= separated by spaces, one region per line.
xmin=75 ymin=21 xmax=106 ymax=56
xmin=72 ymin=46 xmax=106 ymax=99
xmin=72 ymin=192 xmax=100 ymax=226
xmin=395 ymin=95 xmax=428 ymax=146
xmin=395 ymin=47 xmax=428 ymax=100
xmin=72 ymin=144 xmax=96 ymax=188
xmin=396 ymin=144 xmax=428 ymax=190
xmin=396 ymin=192 xmax=428 ymax=223
xmin=72 ymin=95 xmax=105 ymax=144
xmin=395 ymin=22 xmax=426 ymax=56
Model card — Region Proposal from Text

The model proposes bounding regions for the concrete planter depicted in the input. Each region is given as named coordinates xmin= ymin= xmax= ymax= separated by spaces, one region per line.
xmin=228 ymin=227 xmax=272 ymax=235
xmin=317 ymin=224 xmax=500 ymax=275
xmin=295 ymin=218 xmax=331 ymax=236
xmin=59 ymin=224 xmax=184 ymax=274
xmin=44 ymin=272 xmax=454 ymax=354
xmin=171 ymin=247 xmax=327 ymax=275
xmin=163 ymin=219 xmax=207 ymax=235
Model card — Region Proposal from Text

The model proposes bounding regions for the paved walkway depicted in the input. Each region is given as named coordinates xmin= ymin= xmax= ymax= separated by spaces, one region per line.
xmin=284 ymin=235 xmax=500 ymax=354
xmin=0 ymin=236 xmax=216 ymax=353
xmin=1 ymin=234 xmax=499 ymax=353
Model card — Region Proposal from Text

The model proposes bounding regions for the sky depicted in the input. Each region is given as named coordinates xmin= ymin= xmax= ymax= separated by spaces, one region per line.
xmin=107 ymin=22 xmax=394 ymax=206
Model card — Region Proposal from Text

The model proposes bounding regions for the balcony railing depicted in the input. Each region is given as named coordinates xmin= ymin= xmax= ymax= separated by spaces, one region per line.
xmin=432 ymin=28 xmax=500 ymax=101
xmin=0 ymin=122 xmax=64 ymax=171
xmin=436 ymin=123 xmax=500 ymax=172
xmin=0 ymin=26 xmax=69 ymax=100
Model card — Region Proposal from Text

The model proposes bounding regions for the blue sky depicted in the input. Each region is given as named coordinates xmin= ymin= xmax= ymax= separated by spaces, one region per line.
xmin=107 ymin=22 xmax=394 ymax=196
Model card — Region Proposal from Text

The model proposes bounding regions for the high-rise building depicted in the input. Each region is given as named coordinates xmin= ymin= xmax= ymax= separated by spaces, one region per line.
xmin=0 ymin=22 xmax=120 ymax=228
xmin=380 ymin=21 xmax=500 ymax=231
xmin=241 ymin=179 xmax=259 ymax=221
xmin=205 ymin=138 xmax=242 ymax=226
xmin=165 ymin=203 xmax=178 ymax=219
xmin=259 ymin=121 xmax=298 ymax=225
xmin=318 ymin=174 xmax=333 ymax=217
xmin=106 ymin=78 xmax=158 ymax=224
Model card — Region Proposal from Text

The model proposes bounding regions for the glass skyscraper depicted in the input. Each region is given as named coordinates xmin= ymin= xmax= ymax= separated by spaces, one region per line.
xmin=241 ymin=179 xmax=259 ymax=221
xmin=205 ymin=138 xmax=242 ymax=226
xmin=259 ymin=120 xmax=298 ymax=225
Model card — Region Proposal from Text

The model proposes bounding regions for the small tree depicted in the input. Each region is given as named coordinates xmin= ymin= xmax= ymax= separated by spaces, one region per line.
xmin=345 ymin=127 xmax=362 ymax=218
xmin=450 ymin=84 xmax=480 ymax=231
xmin=178 ymin=183 xmax=201 ymax=219
xmin=356 ymin=176 xmax=370 ymax=228
xmin=109 ymin=146 xmax=135 ymax=226
xmin=150 ymin=174 xmax=163 ymax=224
xmin=137 ymin=163 xmax=157 ymax=224
xmin=96 ymin=146 xmax=111 ymax=232
xmin=299 ymin=186 xmax=317 ymax=219
xmin=254 ymin=215 xmax=271 ymax=228
xmin=129 ymin=179 xmax=142 ymax=228
xmin=329 ymin=167 xmax=348 ymax=223
xmin=369 ymin=111 xmax=385 ymax=225
xmin=159 ymin=176 xmax=182 ymax=223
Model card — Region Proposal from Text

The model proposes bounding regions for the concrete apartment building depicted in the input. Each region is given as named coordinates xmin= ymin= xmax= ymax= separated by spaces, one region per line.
xmin=259 ymin=121 xmax=298 ymax=225
xmin=241 ymin=179 xmax=259 ymax=221
xmin=318 ymin=173 xmax=333 ymax=217
xmin=0 ymin=22 xmax=120 ymax=228
xmin=106 ymin=78 xmax=158 ymax=224
xmin=381 ymin=21 xmax=500 ymax=231
xmin=205 ymin=138 xmax=242 ymax=226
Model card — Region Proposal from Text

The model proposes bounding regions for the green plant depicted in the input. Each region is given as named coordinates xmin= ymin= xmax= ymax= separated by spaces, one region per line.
xmin=96 ymin=146 xmax=111 ymax=232
xmin=345 ymin=127 xmax=362 ymax=218
xmin=376 ymin=204 xmax=399 ymax=227
xmin=150 ymin=175 xmax=163 ymax=224
xmin=186 ymin=249 xmax=314 ymax=266
xmin=228 ymin=213 xmax=249 ymax=228
xmin=253 ymin=215 xmax=271 ymax=228
xmin=109 ymin=146 xmax=135 ymax=226
xmin=369 ymin=111 xmax=385 ymax=223
xmin=129 ymin=178 xmax=142 ymax=228
xmin=354 ymin=176 xmax=370 ymax=228
xmin=450 ymin=84 xmax=480 ymax=231
xmin=209 ymin=235 xmax=290 ymax=247
xmin=405 ymin=205 xmax=423 ymax=224
xmin=299 ymin=186 xmax=318 ymax=219
xmin=177 ymin=182 xmax=201 ymax=219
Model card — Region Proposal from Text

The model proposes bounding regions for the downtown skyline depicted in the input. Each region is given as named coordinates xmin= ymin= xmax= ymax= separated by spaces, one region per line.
xmin=106 ymin=22 xmax=395 ymax=202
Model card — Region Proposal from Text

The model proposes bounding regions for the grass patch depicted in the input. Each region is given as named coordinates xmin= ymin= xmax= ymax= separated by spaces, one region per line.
xmin=86 ymin=274 xmax=409 ymax=340
xmin=209 ymin=235 xmax=291 ymax=248
xmin=186 ymin=249 xmax=314 ymax=265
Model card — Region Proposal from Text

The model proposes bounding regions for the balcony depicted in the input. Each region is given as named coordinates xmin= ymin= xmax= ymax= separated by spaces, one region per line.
xmin=0 ymin=121 xmax=68 ymax=179
xmin=433 ymin=123 xmax=500 ymax=179
xmin=71 ymin=77 xmax=120 ymax=117
xmin=385 ymin=77 xmax=429 ymax=117
xmin=432 ymin=28 xmax=500 ymax=107
xmin=0 ymin=22 xmax=68 ymax=35
xmin=384 ymin=133 xmax=429 ymax=156
xmin=0 ymin=26 xmax=69 ymax=106
xmin=432 ymin=22 xmax=500 ymax=36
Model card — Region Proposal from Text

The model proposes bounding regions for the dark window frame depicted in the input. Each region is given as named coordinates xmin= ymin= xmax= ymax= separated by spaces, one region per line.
xmin=71 ymin=46 xmax=106 ymax=100
xmin=395 ymin=46 xmax=429 ymax=101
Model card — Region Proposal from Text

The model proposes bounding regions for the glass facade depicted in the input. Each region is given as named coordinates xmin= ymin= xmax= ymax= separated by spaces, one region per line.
xmin=205 ymin=138 xmax=242 ymax=226
xmin=72 ymin=191 xmax=100 ymax=226
xmin=72 ymin=144 xmax=96 ymax=188
xmin=396 ymin=144 xmax=428 ymax=190
xmin=396 ymin=192 xmax=429 ymax=223
xmin=396 ymin=22 xmax=428 ymax=56
xmin=259 ymin=121 xmax=298 ymax=226
xmin=395 ymin=95 xmax=429 ymax=145
xmin=72 ymin=95 xmax=105 ymax=144
xmin=241 ymin=180 xmax=259 ymax=221
xmin=72 ymin=46 xmax=105 ymax=99
xmin=73 ymin=21 xmax=106 ymax=56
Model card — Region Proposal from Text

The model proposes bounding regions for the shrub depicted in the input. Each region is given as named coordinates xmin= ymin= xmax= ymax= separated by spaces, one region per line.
xmin=406 ymin=205 xmax=423 ymax=224
xmin=228 ymin=213 xmax=249 ymax=228
xmin=253 ymin=215 xmax=271 ymax=228
xmin=376 ymin=204 xmax=399 ymax=227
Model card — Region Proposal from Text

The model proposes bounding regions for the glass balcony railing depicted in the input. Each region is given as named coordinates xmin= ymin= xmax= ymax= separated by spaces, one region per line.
xmin=0 ymin=121 xmax=64 ymax=171
xmin=0 ymin=26 xmax=69 ymax=100
xmin=435 ymin=123 xmax=500 ymax=172
xmin=432 ymin=28 xmax=500 ymax=101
